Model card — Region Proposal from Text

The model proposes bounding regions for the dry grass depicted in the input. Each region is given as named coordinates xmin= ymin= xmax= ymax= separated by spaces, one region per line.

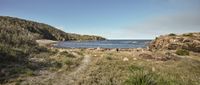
xmin=73 ymin=49 xmax=200 ymax=85
xmin=3 ymin=48 xmax=200 ymax=85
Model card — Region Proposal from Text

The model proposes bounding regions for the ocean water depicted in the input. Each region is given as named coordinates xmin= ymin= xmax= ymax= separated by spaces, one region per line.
xmin=55 ymin=40 xmax=152 ymax=48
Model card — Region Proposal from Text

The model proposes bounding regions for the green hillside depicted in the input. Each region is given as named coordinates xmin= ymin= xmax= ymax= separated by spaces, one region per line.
xmin=0 ymin=16 xmax=105 ymax=41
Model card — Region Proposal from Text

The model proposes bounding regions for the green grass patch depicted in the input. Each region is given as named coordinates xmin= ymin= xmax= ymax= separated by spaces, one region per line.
xmin=125 ymin=71 xmax=158 ymax=85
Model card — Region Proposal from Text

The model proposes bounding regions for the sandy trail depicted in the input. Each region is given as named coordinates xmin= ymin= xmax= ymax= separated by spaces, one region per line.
xmin=21 ymin=49 xmax=91 ymax=85
xmin=58 ymin=53 xmax=91 ymax=85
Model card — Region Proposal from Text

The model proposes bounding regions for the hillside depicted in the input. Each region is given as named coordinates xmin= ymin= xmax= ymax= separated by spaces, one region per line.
xmin=0 ymin=16 xmax=105 ymax=41
xmin=149 ymin=32 xmax=200 ymax=52
xmin=0 ymin=16 xmax=105 ymax=84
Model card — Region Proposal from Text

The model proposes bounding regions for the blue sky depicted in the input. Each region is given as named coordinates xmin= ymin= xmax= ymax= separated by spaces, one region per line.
xmin=0 ymin=0 xmax=200 ymax=39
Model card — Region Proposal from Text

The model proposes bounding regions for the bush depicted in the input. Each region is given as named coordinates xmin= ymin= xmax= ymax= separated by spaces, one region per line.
xmin=175 ymin=49 xmax=189 ymax=56
xmin=60 ymin=51 xmax=75 ymax=58
xmin=168 ymin=33 xmax=176 ymax=36
xmin=25 ymin=69 xmax=35 ymax=76
xmin=183 ymin=33 xmax=193 ymax=37
xmin=106 ymin=56 xmax=112 ymax=60
xmin=52 ymin=61 xmax=63 ymax=68
xmin=63 ymin=59 xmax=73 ymax=65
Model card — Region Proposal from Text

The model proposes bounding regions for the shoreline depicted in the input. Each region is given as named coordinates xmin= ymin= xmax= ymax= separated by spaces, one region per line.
xmin=52 ymin=46 xmax=148 ymax=52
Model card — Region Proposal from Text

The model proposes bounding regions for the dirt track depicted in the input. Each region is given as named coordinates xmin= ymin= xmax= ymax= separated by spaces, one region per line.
xmin=21 ymin=49 xmax=91 ymax=85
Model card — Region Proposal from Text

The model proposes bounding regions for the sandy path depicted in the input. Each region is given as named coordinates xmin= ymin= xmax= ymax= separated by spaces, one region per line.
xmin=57 ymin=53 xmax=91 ymax=85
xmin=21 ymin=49 xmax=91 ymax=85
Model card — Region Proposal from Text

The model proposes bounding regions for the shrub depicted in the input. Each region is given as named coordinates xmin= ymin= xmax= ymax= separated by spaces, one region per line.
xmin=25 ymin=69 xmax=35 ymax=76
xmin=175 ymin=49 xmax=189 ymax=56
xmin=106 ymin=56 xmax=112 ymax=60
xmin=64 ymin=59 xmax=73 ymax=65
xmin=183 ymin=33 xmax=193 ymax=37
xmin=168 ymin=33 xmax=176 ymax=36
xmin=52 ymin=61 xmax=63 ymax=68
xmin=60 ymin=51 xmax=75 ymax=58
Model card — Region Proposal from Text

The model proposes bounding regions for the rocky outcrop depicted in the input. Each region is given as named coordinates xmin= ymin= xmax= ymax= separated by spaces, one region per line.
xmin=149 ymin=32 xmax=200 ymax=52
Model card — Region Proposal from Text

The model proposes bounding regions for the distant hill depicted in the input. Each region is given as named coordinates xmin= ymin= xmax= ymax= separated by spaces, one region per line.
xmin=0 ymin=16 xmax=105 ymax=41
xmin=149 ymin=32 xmax=200 ymax=52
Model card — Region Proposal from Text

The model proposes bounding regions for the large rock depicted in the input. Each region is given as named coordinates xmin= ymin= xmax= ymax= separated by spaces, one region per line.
xmin=149 ymin=32 xmax=200 ymax=52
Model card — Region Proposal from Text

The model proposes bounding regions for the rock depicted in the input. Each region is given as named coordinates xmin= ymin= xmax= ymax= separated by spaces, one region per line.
xmin=123 ymin=57 xmax=129 ymax=61
xmin=96 ymin=47 xmax=101 ymax=50
xmin=133 ymin=58 xmax=137 ymax=60
xmin=149 ymin=32 xmax=200 ymax=52
xmin=152 ymin=67 xmax=156 ymax=72
xmin=111 ymin=48 xmax=119 ymax=52
xmin=136 ymin=48 xmax=143 ymax=52
xmin=96 ymin=47 xmax=106 ymax=51
xmin=139 ymin=52 xmax=180 ymax=61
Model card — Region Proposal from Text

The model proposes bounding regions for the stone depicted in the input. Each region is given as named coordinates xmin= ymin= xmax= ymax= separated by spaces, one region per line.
xmin=123 ymin=57 xmax=129 ymax=61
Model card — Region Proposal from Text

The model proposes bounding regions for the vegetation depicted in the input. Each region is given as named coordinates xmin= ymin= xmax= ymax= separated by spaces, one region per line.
xmin=149 ymin=32 xmax=200 ymax=52
xmin=168 ymin=33 xmax=176 ymax=36
xmin=0 ymin=16 xmax=99 ymax=84
xmin=176 ymin=49 xmax=189 ymax=56
xmin=183 ymin=33 xmax=194 ymax=37
xmin=73 ymin=50 xmax=200 ymax=85
xmin=0 ymin=16 xmax=106 ymax=41
xmin=125 ymin=72 xmax=157 ymax=85
xmin=60 ymin=51 xmax=75 ymax=58
xmin=0 ymin=16 xmax=199 ymax=85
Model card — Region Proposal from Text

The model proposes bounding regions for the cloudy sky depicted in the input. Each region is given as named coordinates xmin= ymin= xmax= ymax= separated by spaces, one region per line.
xmin=0 ymin=0 xmax=200 ymax=39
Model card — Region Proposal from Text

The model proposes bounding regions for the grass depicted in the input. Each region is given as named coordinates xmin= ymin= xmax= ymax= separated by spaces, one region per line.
xmin=2 ymin=49 xmax=200 ymax=85
xmin=74 ymin=50 xmax=200 ymax=85
xmin=125 ymin=71 xmax=157 ymax=85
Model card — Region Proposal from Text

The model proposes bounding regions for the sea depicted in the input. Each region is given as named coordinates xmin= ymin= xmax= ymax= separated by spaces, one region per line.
xmin=55 ymin=40 xmax=152 ymax=49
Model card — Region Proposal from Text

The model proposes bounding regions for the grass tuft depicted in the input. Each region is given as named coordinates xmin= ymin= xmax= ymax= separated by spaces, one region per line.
xmin=125 ymin=71 xmax=157 ymax=85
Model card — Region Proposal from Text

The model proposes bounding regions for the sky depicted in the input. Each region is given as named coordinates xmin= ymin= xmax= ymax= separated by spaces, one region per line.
xmin=0 ymin=0 xmax=200 ymax=39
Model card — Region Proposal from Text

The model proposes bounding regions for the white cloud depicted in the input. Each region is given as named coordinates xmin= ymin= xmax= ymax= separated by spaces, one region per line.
xmin=124 ymin=11 xmax=200 ymax=39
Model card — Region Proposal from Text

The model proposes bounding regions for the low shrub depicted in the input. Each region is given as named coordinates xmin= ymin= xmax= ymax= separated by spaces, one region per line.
xmin=183 ymin=33 xmax=193 ymax=37
xmin=52 ymin=61 xmax=63 ymax=68
xmin=25 ymin=69 xmax=35 ymax=76
xmin=175 ymin=49 xmax=189 ymax=56
xmin=63 ymin=59 xmax=73 ymax=65
xmin=168 ymin=33 xmax=176 ymax=36
xmin=60 ymin=51 xmax=75 ymax=58
xmin=106 ymin=56 xmax=112 ymax=60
